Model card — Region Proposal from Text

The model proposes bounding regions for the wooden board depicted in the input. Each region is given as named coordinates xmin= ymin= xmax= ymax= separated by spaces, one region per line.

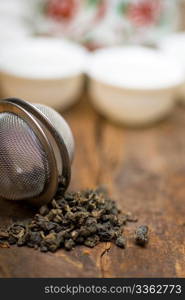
xmin=0 ymin=97 xmax=185 ymax=278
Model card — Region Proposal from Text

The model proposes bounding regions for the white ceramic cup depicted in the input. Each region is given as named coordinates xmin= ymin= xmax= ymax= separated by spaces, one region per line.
xmin=87 ymin=46 xmax=184 ymax=126
xmin=0 ymin=37 xmax=87 ymax=110
xmin=159 ymin=32 xmax=185 ymax=103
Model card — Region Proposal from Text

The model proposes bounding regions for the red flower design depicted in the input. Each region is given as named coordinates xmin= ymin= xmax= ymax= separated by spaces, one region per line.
xmin=128 ymin=0 xmax=162 ymax=27
xmin=46 ymin=0 xmax=78 ymax=21
xmin=95 ymin=0 xmax=107 ymax=21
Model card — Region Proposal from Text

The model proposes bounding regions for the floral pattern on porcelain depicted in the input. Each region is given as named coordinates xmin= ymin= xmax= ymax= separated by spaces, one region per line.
xmin=34 ymin=0 xmax=179 ymax=49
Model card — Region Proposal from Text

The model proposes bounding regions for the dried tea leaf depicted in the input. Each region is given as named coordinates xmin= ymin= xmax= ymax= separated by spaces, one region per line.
xmin=0 ymin=187 xmax=145 ymax=253
xmin=135 ymin=225 xmax=149 ymax=246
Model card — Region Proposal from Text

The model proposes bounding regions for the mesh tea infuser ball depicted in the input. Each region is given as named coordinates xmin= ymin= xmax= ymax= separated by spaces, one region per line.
xmin=0 ymin=98 xmax=74 ymax=206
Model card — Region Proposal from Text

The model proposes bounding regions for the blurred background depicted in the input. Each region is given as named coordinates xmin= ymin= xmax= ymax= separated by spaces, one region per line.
xmin=1 ymin=0 xmax=185 ymax=126
xmin=0 ymin=0 xmax=183 ymax=48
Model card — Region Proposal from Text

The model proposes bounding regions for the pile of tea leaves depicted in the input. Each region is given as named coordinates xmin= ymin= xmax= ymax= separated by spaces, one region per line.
xmin=0 ymin=187 xmax=142 ymax=252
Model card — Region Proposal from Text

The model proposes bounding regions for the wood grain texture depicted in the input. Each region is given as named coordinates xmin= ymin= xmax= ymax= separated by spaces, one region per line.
xmin=0 ymin=97 xmax=185 ymax=278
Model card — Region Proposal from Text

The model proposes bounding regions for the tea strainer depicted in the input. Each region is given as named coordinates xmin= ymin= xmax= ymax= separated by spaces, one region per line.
xmin=0 ymin=98 xmax=74 ymax=206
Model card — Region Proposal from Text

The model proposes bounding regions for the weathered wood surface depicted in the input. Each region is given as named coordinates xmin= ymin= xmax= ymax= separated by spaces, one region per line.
xmin=0 ymin=98 xmax=185 ymax=278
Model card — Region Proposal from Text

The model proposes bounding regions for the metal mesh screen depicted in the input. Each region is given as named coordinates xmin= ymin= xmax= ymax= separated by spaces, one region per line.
xmin=0 ymin=112 xmax=50 ymax=200
xmin=35 ymin=104 xmax=74 ymax=162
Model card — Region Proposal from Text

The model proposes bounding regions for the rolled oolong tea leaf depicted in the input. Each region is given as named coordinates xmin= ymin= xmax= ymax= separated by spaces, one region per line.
xmin=84 ymin=235 xmax=100 ymax=248
xmin=115 ymin=236 xmax=126 ymax=248
xmin=135 ymin=225 xmax=149 ymax=246
xmin=0 ymin=187 xmax=142 ymax=252
xmin=64 ymin=239 xmax=75 ymax=251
